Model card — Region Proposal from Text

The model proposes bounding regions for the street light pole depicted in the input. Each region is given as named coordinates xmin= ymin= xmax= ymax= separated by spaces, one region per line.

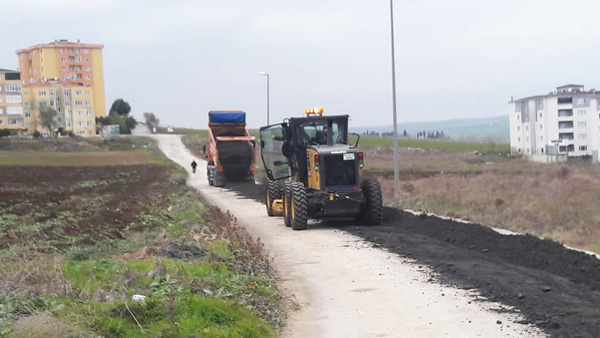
xmin=257 ymin=72 xmax=270 ymax=125
xmin=389 ymin=0 xmax=399 ymax=197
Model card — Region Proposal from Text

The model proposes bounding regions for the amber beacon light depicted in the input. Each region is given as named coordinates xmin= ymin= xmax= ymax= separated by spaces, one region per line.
xmin=305 ymin=107 xmax=324 ymax=116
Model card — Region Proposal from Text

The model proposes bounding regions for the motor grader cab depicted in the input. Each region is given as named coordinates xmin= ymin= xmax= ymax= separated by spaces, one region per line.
xmin=260 ymin=107 xmax=383 ymax=230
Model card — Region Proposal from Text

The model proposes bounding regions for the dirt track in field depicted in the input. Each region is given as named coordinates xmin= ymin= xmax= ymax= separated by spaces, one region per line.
xmin=226 ymin=179 xmax=600 ymax=338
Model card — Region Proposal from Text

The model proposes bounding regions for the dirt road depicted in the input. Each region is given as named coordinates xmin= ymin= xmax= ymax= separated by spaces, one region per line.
xmin=153 ymin=134 xmax=541 ymax=338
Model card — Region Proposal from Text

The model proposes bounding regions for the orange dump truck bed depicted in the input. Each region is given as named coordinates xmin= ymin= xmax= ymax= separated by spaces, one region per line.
xmin=206 ymin=111 xmax=256 ymax=186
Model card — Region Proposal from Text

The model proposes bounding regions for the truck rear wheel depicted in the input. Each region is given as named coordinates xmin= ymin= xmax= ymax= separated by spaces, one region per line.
xmin=266 ymin=179 xmax=282 ymax=216
xmin=290 ymin=182 xmax=308 ymax=231
xmin=283 ymin=182 xmax=292 ymax=227
xmin=358 ymin=179 xmax=383 ymax=225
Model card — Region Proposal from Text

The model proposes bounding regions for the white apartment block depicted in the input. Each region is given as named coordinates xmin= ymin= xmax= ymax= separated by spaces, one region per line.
xmin=509 ymin=84 xmax=600 ymax=162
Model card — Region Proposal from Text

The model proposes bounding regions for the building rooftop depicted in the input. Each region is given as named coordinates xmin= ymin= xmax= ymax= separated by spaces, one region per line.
xmin=0 ymin=68 xmax=19 ymax=73
xmin=513 ymin=84 xmax=600 ymax=102
xmin=16 ymin=40 xmax=103 ymax=54
xmin=556 ymin=84 xmax=584 ymax=89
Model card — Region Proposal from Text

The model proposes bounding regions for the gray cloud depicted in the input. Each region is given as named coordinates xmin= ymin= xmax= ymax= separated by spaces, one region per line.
xmin=1 ymin=0 xmax=598 ymax=129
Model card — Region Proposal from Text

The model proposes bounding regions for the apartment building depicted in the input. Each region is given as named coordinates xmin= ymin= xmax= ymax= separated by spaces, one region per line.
xmin=509 ymin=84 xmax=600 ymax=162
xmin=22 ymin=80 xmax=96 ymax=136
xmin=16 ymin=40 xmax=106 ymax=118
xmin=0 ymin=69 xmax=24 ymax=130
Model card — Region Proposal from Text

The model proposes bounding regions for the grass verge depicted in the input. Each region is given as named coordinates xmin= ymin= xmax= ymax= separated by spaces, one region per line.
xmin=0 ymin=151 xmax=281 ymax=336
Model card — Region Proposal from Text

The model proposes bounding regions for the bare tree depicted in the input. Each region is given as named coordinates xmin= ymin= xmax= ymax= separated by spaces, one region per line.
xmin=39 ymin=106 xmax=58 ymax=137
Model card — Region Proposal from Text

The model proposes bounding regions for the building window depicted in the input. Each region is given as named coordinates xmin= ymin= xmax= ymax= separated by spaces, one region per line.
xmin=62 ymin=66 xmax=67 ymax=71
xmin=540 ymin=124 xmax=543 ymax=129
xmin=62 ymin=75 xmax=68 ymax=80
xmin=61 ymin=57 xmax=66 ymax=62
xmin=535 ymin=99 xmax=543 ymax=110
xmin=50 ymin=90 xmax=56 ymax=96
xmin=64 ymin=101 xmax=70 ymax=106
xmin=558 ymin=97 xmax=573 ymax=104
xmin=579 ymin=133 xmax=587 ymax=140
xmin=6 ymin=95 xmax=22 ymax=103
xmin=78 ymin=121 xmax=83 ymax=127
xmin=517 ymin=126 xmax=520 ymax=131
xmin=87 ymin=121 xmax=92 ymax=126
xmin=578 ymin=110 xmax=587 ymax=116
xmin=526 ymin=125 xmax=528 ymax=131
xmin=86 ymin=75 xmax=91 ymax=79
xmin=0 ymin=120 xmax=3 ymax=125
xmin=25 ymin=112 xmax=30 ymax=118
xmin=5 ymin=84 xmax=21 ymax=92
xmin=65 ymin=110 xmax=71 ymax=117
xmin=67 ymin=121 xmax=72 ymax=127
xmin=63 ymin=90 xmax=70 ymax=96
xmin=540 ymin=136 xmax=543 ymax=141
xmin=25 ymin=102 xmax=31 ymax=108
xmin=75 ymin=90 xmax=82 ymax=96
xmin=515 ymin=103 xmax=521 ymax=112
xmin=39 ymin=91 xmax=47 ymax=96
xmin=578 ymin=122 xmax=587 ymax=128
xmin=75 ymin=100 xmax=83 ymax=106
xmin=85 ymin=101 xmax=90 ymax=106
xmin=40 ymin=101 xmax=47 ymax=107
xmin=518 ymin=137 xmax=521 ymax=142
xmin=85 ymin=67 xmax=90 ymax=71
xmin=78 ymin=111 xmax=82 ymax=117
xmin=579 ymin=146 xmax=588 ymax=151
xmin=539 ymin=113 xmax=542 ymax=118
xmin=24 ymin=92 xmax=30 ymax=97
xmin=559 ymin=146 xmax=567 ymax=152
xmin=84 ymin=58 xmax=90 ymax=62
xmin=558 ymin=109 xmax=573 ymax=117
xmin=85 ymin=91 xmax=90 ymax=96
xmin=6 ymin=107 xmax=23 ymax=114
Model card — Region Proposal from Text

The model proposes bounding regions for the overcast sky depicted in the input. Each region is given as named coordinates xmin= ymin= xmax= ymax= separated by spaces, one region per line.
xmin=1 ymin=0 xmax=598 ymax=129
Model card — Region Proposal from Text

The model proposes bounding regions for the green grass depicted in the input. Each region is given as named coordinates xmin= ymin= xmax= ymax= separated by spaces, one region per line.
xmin=357 ymin=136 xmax=509 ymax=152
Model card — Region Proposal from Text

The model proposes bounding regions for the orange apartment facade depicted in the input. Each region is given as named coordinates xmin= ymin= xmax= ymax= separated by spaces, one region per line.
xmin=16 ymin=39 xmax=106 ymax=118
xmin=0 ymin=69 xmax=24 ymax=130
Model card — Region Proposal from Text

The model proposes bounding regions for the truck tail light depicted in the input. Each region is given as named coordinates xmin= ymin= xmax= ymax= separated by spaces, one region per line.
xmin=358 ymin=152 xmax=364 ymax=169
xmin=314 ymin=154 xmax=320 ymax=170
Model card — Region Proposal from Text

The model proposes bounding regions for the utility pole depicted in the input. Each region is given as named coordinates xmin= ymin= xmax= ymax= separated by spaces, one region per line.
xmin=258 ymin=72 xmax=270 ymax=125
xmin=389 ymin=0 xmax=400 ymax=196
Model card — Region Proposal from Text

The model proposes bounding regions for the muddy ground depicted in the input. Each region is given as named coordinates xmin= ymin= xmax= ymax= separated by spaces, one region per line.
xmin=223 ymin=179 xmax=600 ymax=338
xmin=0 ymin=165 xmax=169 ymax=252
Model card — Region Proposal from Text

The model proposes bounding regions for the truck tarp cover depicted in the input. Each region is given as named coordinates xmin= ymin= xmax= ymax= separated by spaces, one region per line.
xmin=209 ymin=111 xmax=246 ymax=124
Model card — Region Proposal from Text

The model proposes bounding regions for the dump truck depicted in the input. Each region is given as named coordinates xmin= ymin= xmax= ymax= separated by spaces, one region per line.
xmin=260 ymin=107 xmax=383 ymax=230
xmin=206 ymin=111 xmax=256 ymax=187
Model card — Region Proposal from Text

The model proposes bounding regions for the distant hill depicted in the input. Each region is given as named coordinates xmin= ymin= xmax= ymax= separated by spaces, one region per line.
xmin=351 ymin=115 xmax=509 ymax=143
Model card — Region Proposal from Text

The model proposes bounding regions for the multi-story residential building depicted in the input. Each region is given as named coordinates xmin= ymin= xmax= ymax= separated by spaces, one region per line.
xmin=22 ymin=80 xmax=96 ymax=136
xmin=16 ymin=39 xmax=106 ymax=118
xmin=509 ymin=84 xmax=600 ymax=162
xmin=0 ymin=69 xmax=24 ymax=130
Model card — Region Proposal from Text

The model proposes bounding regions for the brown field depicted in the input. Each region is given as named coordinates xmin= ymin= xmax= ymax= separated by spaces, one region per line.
xmin=365 ymin=147 xmax=600 ymax=253
xmin=0 ymin=151 xmax=158 ymax=166
xmin=0 ymin=138 xmax=280 ymax=336
xmin=0 ymin=165 xmax=169 ymax=252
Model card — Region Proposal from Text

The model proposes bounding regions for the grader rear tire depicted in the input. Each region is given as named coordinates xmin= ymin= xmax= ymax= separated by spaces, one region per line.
xmin=359 ymin=179 xmax=383 ymax=225
xmin=290 ymin=182 xmax=308 ymax=231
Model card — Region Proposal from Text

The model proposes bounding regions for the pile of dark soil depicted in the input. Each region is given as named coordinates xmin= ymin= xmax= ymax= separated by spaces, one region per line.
xmin=225 ymin=180 xmax=600 ymax=337
xmin=341 ymin=208 xmax=600 ymax=338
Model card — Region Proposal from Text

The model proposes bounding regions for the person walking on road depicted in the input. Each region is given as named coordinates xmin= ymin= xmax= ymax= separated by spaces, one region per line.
xmin=191 ymin=160 xmax=198 ymax=174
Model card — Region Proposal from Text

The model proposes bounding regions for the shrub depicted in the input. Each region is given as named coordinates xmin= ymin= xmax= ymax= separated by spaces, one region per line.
xmin=32 ymin=131 xmax=41 ymax=139
xmin=0 ymin=129 xmax=10 ymax=138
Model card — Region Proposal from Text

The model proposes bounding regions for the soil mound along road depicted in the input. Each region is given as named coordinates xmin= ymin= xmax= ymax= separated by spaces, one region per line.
xmin=227 ymin=180 xmax=600 ymax=338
